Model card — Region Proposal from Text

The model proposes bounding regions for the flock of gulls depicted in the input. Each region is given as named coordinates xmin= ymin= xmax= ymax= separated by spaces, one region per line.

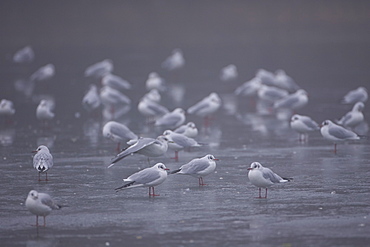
xmin=1 ymin=46 xmax=368 ymax=227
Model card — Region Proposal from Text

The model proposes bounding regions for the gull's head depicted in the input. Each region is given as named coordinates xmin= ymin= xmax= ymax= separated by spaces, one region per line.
xmin=33 ymin=145 xmax=49 ymax=153
xmin=155 ymin=163 xmax=169 ymax=171
xmin=353 ymin=102 xmax=365 ymax=112
xmin=321 ymin=120 xmax=332 ymax=128
xmin=290 ymin=114 xmax=301 ymax=123
xmin=173 ymin=108 xmax=185 ymax=114
xmin=163 ymin=130 xmax=172 ymax=136
xmin=28 ymin=190 xmax=38 ymax=200
xmin=206 ymin=154 xmax=219 ymax=161
xmin=248 ymin=162 xmax=262 ymax=170
xmin=187 ymin=122 xmax=196 ymax=128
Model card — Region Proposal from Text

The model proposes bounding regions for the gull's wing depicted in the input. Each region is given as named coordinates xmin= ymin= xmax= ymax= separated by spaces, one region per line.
xmin=109 ymin=138 xmax=155 ymax=167
xmin=274 ymin=95 xmax=299 ymax=108
xmin=39 ymin=193 xmax=60 ymax=210
xmin=187 ymin=99 xmax=209 ymax=115
xmin=171 ymin=133 xmax=198 ymax=147
xmin=128 ymin=167 xmax=161 ymax=185
xmin=262 ymin=168 xmax=284 ymax=183
xmin=109 ymin=123 xmax=137 ymax=140
xmin=156 ymin=113 xmax=181 ymax=127
xmin=181 ymin=158 xmax=210 ymax=174
xmin=328 ymin=125 xmax=358 ymax=139
xmin=301 ymin=116 xmax=319 ymax=130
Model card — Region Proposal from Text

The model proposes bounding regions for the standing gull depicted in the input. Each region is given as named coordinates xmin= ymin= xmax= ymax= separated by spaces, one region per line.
xmin=33 ymin=145 xmax=53 ymax=181
xmin=174 ymin=122 xmax=198 ymax=138
xmin=187 ymin=92 xmax=222 ymax=127
xmin=320 ymin=120 xmax=360 ymax=153
xmin=336 ymin=102 xmax=365 ymax=129
xmin=103 ymin=121 xmax=138 ymax=152
xmin=108 ymin=136 xmax=170 ymax=168
xmin=290 ymin=114 xmax=319 ymax=142
xmin=247 ymin=162 xmax=292 ymax=199
xmin=341 ymin=87 xmax=368 ymax=104
xmin=155 ymin=108 xmax=186 ymax=129
xmin=171 ymin=154 xmax=218 ymax=186
xmin=25 ymin=190 xmax=61 ymax=227
xmin=163 ymin=130 xmax=201 ymax=161
xmin=115 ymin=163 xmax=169 ymax=197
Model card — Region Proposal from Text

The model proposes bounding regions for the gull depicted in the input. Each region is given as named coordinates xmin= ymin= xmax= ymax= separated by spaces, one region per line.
xmin=30 ymin=64 xmax=55 ymax=82
xmin=171 ymin=154 xmax=218 ymax=186
xmin=36 ymin=100 xmax=55 ymax=122
xmin=102 ymin=121 xmax=138 ymax=151
xmin=336 ymin=102 xmax=365 ymax=129
xmin=320 ymin=120 xmax=360 ymax=153
xmin=100 ymin=86 xmax=131 ymax=120
xmin=146 ymin=72 xmax=166 ymax=91
xmin=143 ymin=89 xmax=162 ymax=102
xmin=341 ymin=87 xmax=368 ymax=104
xmin=161 ymin=48 xmax=185 ymax=71
xmin=82 ymin=84 xmax=101 ymax=113
xmin=32 ymin=145 xmax=53 ymax=181
xmin=102 ymin=73 xmax=131 ymax=91
xmin=115 ymin=163 xmax=169 ymax=197
xmin=257 ymin=85 xmax=289 ymax=103
xmin=155 ymin=108 xmax=186 ymax=129
xmin=220 ymin=64 xmax=238 ymax=81
xmin=187 ymin=93 xmax=222 ymax=126
xmin=274 ymin=70 xmax=300 ymax=93
xmin=163 ymin=130 xmax=201 ymax=161
xmin=0 ymin=99 xmax=15 ymax=117
xmin=247 ymin=162 xmax=292 ymax=199
xmin=290 ymin=114 xmax=320 ymax=142
xmin=234 ymin=77 xmax=262 ymax=97
xmin=138 ymin=97 xmax=169 ymax=122
xmin=273 ymin=89 xmax=308 ymax=110
xmin=25 ymin=190 xmax=61 ymax=227
xmin=13 ymin=45 xmax=34 ymax=63
xmin=108 ymin=136 xmax=170 ymax=168
xmin=174 ymin=122 xmax=198 ymax=138
xmin=84 ymin=59 xmax=113 ymax=78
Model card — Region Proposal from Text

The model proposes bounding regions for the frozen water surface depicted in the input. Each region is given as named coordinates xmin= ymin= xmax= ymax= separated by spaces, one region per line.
xmin=1 ymin=1 xmax=370 ymax=247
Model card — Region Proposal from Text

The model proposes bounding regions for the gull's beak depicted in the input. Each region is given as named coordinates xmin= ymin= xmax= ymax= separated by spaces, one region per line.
xmin=31 ymin=150 xmax=37 ymax=153
xmin=214 ymin=158 xmax=219 ymax=161
xmin=164 ymin=168 xmax=170 ymax=171
xmin=247 ymin=168 xmax=253 ymax=170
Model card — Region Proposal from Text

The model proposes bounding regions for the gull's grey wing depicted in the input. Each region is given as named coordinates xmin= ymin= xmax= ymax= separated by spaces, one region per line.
xmin=110 ymin=138 xmax=155 ymax=165
xmin=171 ymin=134 xmax=198 ymax=147
xmin=146 ymin=101 xmax=169 ymax=115
xmin=181 ymin=158 xmax=210 ymax=174
xmin=275 ymin=95 xmax=299 ymax=108
xmin=187 ymin=100 xmax=209 ymax=114
xmin=33 ymin=152 xmax=53 ymax=169
xmin=156 ymin=113 xmax=181 ymax=126
xmin=128 ymin=168 xmax=161 ymax=185
xmin=337 ymin=112 xmax=352 ymax=126
xmin=174 ymin=125 xmax=186 ymax=134
xmin=301 ymin=116 xmax=319 ymax=130
xmin=265 ymin=88 xmax=287 ymax=99
xmin=262 ymin=168 xmax=284 ymax=183
xmin=39 ymin=193 xmax=60 ymax=210
xmin=110 ymin=123 xmax=137 ymax=140
xmin=328 ymin=125 xmax=357 ymax=139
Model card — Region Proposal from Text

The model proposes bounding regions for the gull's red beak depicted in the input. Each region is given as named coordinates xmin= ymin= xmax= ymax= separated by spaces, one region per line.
xmin=247 ymin=168 xmax=253 ymax=170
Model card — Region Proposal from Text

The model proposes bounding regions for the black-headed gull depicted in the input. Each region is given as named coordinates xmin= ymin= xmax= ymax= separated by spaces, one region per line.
xmin=341 ymin=87 xmax=368 ymax=104
xmin=187 ymin=93 xmax=222 ymax=127
xmin=108 ymin=136 xmax=170 ymax=168
xmin=33 ymin=145 xmax=53 ymax=181
xmin=274 ymin=70 xmax=300 ymax=93
xmin=234 ymin=77 xmax=261 ymax=97
xmin=25 ymin=190 xmax=61 ymax=227
xmin=274 ymin=89 xmax=308 ymax=110
xmin=30 ymin=64 xmax=55 ymax=82
xmin=247 ymin=162 xmax=292 ymax=199
xmin=13 ymin=46 xmax=34 ymax=63
xmin=102 ymin=73 xmax=131 ymax=91
xmin=0 ymin=99 xmax=15 ymax=117
xmin=161 ymin=48 xmax=185 ymax=71
xmin=220 ymin=64 xmax=238 ymax=81
xmin=163 ymin=130 xmax=201 ymax=161
xmin=171 ymin=154 xmax=218 ymax=186
xmin=290 ymin=114 xmax=319 ymax=142
xmin=103 ymin=121 xmax=138 ymax=152
xmin=82 ymin=84 xmax=101 ymax=113
xmin=84 ymin=59 xmax=113 ymax=78
xmin=320 ymin=120 xmax=360 ymax=153
xmin=336 ymin=102 xmax=365 ymax=129
xmin=155 ymin=108 xmax=186 ymax=129
xmin=138 ymin=96 xmax=169 ymax=122
xmin=115 ymin=163 xmax=169 ymax=196
xmin=174 ymin=122 xmax=198 ymax=138
xmin=36 ymin=100 xmax=55 ymax=122
xmin=145 ymin=72 xmax=166 ymax=91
